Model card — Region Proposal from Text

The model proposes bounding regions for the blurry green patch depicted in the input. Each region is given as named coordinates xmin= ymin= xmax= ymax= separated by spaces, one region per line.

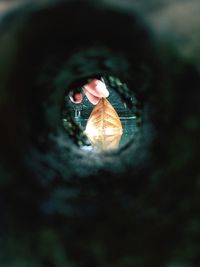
xmin=38 ymin=228 xmax=76 ymax=267
xmin=184 ymin=116 xmax=199 ymax=131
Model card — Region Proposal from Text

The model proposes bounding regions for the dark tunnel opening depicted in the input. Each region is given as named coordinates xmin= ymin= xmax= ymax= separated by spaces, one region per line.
xmin=0 ymin=1 xmax=200 ymax=267
xmin=0 ymin=0 xmax=159 ymax=178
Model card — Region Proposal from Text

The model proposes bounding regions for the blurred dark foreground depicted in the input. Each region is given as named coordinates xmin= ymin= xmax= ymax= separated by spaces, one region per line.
xmin=0 ymin=1 xmax=200 ymax=267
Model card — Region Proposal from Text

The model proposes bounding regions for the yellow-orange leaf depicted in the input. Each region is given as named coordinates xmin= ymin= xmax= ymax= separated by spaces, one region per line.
xmin=85 ymin=98 xmax=123 ymax=150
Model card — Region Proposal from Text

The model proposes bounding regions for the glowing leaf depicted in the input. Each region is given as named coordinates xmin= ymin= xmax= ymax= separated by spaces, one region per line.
xmin=85 ymin=98 xmax=123 ymax=150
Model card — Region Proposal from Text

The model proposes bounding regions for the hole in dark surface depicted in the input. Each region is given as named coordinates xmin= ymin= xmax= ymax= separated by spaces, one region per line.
xmin=62 ymin=75 xmax=141 ymax=152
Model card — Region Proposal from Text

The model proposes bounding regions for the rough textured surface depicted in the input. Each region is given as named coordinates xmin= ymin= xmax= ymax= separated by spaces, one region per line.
xmin=0 ymin=1 xmax=199 ymax=267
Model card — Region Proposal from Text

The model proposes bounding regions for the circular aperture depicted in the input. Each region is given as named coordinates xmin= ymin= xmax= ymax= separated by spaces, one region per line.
xmin=62 ymin=75 xmax=141 ymax=152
